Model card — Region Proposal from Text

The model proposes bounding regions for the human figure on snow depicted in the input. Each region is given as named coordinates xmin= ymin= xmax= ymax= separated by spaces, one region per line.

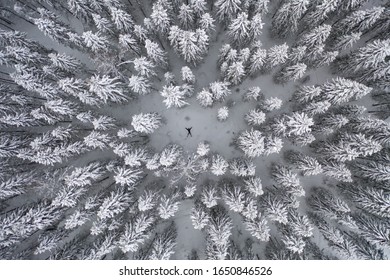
xmin=185 ymin=127 xmax=192 ymax=137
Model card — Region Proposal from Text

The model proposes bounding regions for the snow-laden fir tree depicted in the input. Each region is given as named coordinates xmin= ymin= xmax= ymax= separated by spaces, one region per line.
xmin=159 ymin=144 xmax=183 ymax=168
xmin=109 ymin=7 xmax=134 ymax=33
xmin=205 ymin=206 xmax=233 ymax=260
xmin=264 ymin=135 xmax=284 ymax=156
xmin=201 ymin=184 xmax=221 ymax=208
xmin=334 ymin=6 xmax=385 ymax=36
xmin=217 ymin=106 xmax=229 ymax=121
xmin=244 ymin=212 xmax=270 ymax=242
xmin=272 ymin=0 xmax=310 ymax=38
xmin=145 ymin=39 xmax=168 ymax=68
xmin=113 ymin=166 xmax=143 ymax=188
xmin=133 ymin=57 xmax=157 ymax=78
xmin=147 ymin=223 xmax=177 ymax=260
xmin=181 ymin=66 xmax=195 ymax=84
xmin=222 ymin=184 xmax=246 ymax=213
xmin=227 ymin=12 xmax=251 ymax=47
xmin=210 ymin=154 xmax=229 ymax=176
xmin=286 ymin=150 xmax=323 ymax=176
xmin=297 ymin=24 xmax=332 ymax=50
xmin=128 ymin=75 xmax=152 ymax=95
xmin=304 ymin=0 xmax=342 ymax=27
xmin=197 ymin=141 xmax=210 ymax=157
xmin=131 ymin=112 xmax=162 ymax=134
xmin=225 ymin=61 xmax=246 ymax=85
xmin=199 ymin=13 xmax=216 ymax=31
xmin=265 ymin=43 xmax=289 ymax=70
xmin=237 ymin=128 xmax=265 ymax=157
xmin=248 ymin=47 xmax=267 ymax=76
xmin=191 ymin=201 xmax=210 ymax=230
xmin=197 ymin=89 xmax=214 ymax=107
xmin=163 ymin=85 xmax=192 ymax=109
xmin=150 ymin=1 xmax=171 ymax=35
xmin=229 ymin=158 xmax=256 ymax=177
xmin=118 ymin=213 xmax=155 ymax=253
xmin=275 ymin=63 xmax=307 ymax=83
xmin=214 ymin=0 xmax=242 ymax=24
xmin=243 ymin=176 xmax=263 ymax=197
xmin=210 ymin=81 xmax=231 ymax=102
xmin=243 ymin=87 xmax=262 ymax=101
xmin=158 ymin=192 xmax=181 ymax=219
xmin=138 ymin=189 xmax=159 ymax=212
xmin=178 ymin=4 xmax=195 ymax=30
xmin=119 ymin=34 xmax=141 ymax=55
xmin=88 ymin=75 xmax=127 ymax=103
xmin=82 ymin=31 xmax=110 ymax=53
xmin=331 ymin=32 xmax=362 ymax=52
xmin=320 ymin=77 xmax=372 ymax=105
xmin=97 ymin=187 xmax=132 ymax=220
xmin=262 ymin=97 xmax=282 ymax=112
xmin=272 ymin=164 xmax=305 ymax=197
xmin=245 ymin=108 xmax=266 ymax=126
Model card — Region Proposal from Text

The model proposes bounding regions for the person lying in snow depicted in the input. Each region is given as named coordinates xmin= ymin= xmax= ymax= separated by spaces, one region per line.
xmin=185 ymin=127 xmax=192 ymax=137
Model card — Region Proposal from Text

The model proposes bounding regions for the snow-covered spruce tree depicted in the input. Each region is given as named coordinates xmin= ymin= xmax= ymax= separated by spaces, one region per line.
xmin=161 ymin=85 xmax=189 ymax=108
xmin=88 ymin=75 xmax=127 ymax=103
xmin=222 ymin=184 xmax=246 ymax=213
xmin=181 ymin=66 xmax=195 ymax=84
xmin=133 ymin=57 xmax=157 ymax=78
xmin=178 ymin=4 xmax=195 ymax=30
xmin=131 ymin=112 xmax=162 ymax=134
xmin=237 ymin=128 xmax=265 ymax=157
xmin=209 ymin=81 xmax=231 ymax=102
xmin=146 ymin=222 xmax=177 ymax=260
xmin=225 ymin=61 xmax=246 ymax=85
xmin=334 ymin=39 xmax=390 ymax=75
xmin=205 ymin=206 xmax=233 ymax=260
xmin=150 ymin=1 xmax=171 ymax=35
xmin=243 ymin=87 xmax=262 ymax=102
xmin=247 ymin=47 xmax=267 ymax=76
xmin=229 ymin=157 xmax=256 ymax=177
xmin=159 ymin=144 xmax=183 ymax=168
xmin=271 ymin=164 xmax=305 ymax=197
xmin=197 ymin=89 xmax=214 ymax=107
xmin=274 ymin=63 xmax=307 ymax=84
xmin=128 ymin=75 xmax=153 ymax=95
xmin=97 ymin=187 xmax=133 ymax=220
xmin=262 ymin=97 xmax=282 ymax=112
xmin=191 ymin=200 xmax=210 ymax=230
xmin=264 ymin=43 xmax=289 ymax=70
xmin=304 ymin=0 xmax=342 ymax=27
xmin=217 ymin=106 xmax=229 ymax=122
xmin=210 ymin=154 xmax=229 ymax=176
xmin=243 ymin=176 xmax=263 ymax=197
xmin=158 ymin=192 xmax=181 ymax=219
xmin=334 ymin=6 xmax=385 ymax=37
xmin=145 ymin=39 xmax=168 ymax=68
xmin=118 ymin=212 xmax=156 ymax=253
xmin=245 ymin=108 xmax=266 ymax=126
xmin=227 ymin=12 xmax=251 ymax=47
xmin=285 ymin=150 xmax=323 ymax=176
xmin=272 ymin=0 xmax=310 ymax=38
xmin=214 ymin=0 xmax=242 ymax=24
xmin=284 ymin=112 xmax=314 ymax=137
xmin=321 ymin=77 xmax=372 ymax=105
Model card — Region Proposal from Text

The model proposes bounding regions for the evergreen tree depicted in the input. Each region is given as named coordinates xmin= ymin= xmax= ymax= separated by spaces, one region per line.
xmin=272 ymin=0 xmax=310 ymax=38
xmin=215 ymin=0 xmax=242 ymax=23
xmin=131 ymin=112 xmax=162 ymax=134
xmin=210 ymin=154 xmax=229 ymax=176
xmin=237 ymin=128 xmax=265 ymax=157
